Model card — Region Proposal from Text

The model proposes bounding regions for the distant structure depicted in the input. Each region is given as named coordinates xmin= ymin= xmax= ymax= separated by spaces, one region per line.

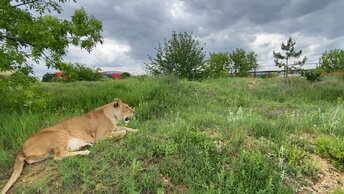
xmin=99 ymin=70 xmax=123 ymax=79
xmin=249 ymin=62 xmax=318 ymax=78
xmin=55 ymin=71 xmax=63 ymax=78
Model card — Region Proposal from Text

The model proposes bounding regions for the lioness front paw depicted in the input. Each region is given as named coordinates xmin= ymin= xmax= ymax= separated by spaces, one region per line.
xmin=127 ymin=128 xmax=139 ymax=133
xmin=81 ymin=150 xmax=91 ymax=155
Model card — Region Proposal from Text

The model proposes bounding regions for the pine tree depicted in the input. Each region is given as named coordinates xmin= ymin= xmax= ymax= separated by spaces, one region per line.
xmin=273 ymin=37 xmax=307 ymax=77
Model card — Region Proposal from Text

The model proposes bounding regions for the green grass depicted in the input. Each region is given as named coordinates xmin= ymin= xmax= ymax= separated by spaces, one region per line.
xmin=1 ymin=76 xmax=344 ymax=193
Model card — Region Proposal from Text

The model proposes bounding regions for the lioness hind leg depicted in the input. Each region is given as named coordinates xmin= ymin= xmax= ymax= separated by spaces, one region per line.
xmin=53 ymin=130 xmax=91 ymax=160
xmin=53 ymin=150 xmax=90 ymax=160
xmin=25 ymin=154 xmax=51 ymax=164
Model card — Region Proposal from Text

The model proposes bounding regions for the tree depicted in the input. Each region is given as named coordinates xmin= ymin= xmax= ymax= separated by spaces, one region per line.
xmin=146 ymin=31 xmax=206 ymax=80
xmin=205 ymin=52 xmax=230 ymax=78
xmin=0 ymin=0 xmax=103 ymax=88
xmin=273 ymin=37 xmax=307 ymax=78
xmin=228 ymin=48 xmax=258 ymax=77
xmin=319 ymin=49 xmax=344 ymax=72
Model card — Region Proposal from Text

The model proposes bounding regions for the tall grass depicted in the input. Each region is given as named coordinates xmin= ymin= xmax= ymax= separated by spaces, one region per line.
xmin=0 ymin=76 xmax=343 ymax=193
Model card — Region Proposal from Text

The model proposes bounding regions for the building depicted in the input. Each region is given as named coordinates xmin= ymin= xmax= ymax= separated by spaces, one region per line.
xmin=99 ymin=70 xmax=123 ymax=79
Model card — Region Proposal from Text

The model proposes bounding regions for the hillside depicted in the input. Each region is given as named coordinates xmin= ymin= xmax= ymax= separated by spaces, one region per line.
xmin=0 ymin=76 xmax=343 ymax=193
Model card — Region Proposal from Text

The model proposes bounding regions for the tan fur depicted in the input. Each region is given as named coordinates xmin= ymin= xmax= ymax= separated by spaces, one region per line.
xmin=1 ymin=98 xmax=137 ymax=194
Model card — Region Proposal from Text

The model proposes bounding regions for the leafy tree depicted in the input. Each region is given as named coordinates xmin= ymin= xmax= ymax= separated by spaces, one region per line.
xmin=228 ymin=48 xmax=258 ymax=77
xmin=146 ymin=31 xmax=206 ymax=80
xmin=205 ymin=52 xmax=230 ymax=78
xmin=319 ymin=49 xmax=344 ymax=72
xmin=273 ymin=37 xmax=307 ymax=78
xmin=0 ymin=0 xmax=103 ymax=88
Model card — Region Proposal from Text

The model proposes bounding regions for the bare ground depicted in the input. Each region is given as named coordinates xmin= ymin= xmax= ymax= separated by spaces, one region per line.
xmin=297 ymin=152 xmax=344 ymax=193
xmin=3 ymin=161 xmax=55 ymax=194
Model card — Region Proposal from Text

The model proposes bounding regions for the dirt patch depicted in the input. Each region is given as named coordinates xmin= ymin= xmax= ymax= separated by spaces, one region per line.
xmin=297 ymin=154 xmax=344 ymax=194
xmin=248 ymin=78 xmax=260 ymax=89
xmin=5 ymin=161 xmax=55 ymax=193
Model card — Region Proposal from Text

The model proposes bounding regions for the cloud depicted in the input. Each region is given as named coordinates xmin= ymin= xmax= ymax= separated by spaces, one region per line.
xmin=66 ymin=38 xmax=145 ymax=74
xmin=34 ymin=0 xmax=344 ymax=75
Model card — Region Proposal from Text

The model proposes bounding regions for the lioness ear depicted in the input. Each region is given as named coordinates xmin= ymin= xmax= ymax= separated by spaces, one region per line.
xmin=113 ymin=98 xmax=121 ymax=108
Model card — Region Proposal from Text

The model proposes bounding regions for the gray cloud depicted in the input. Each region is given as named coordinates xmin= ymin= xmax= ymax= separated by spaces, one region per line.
xmin=34 ymin=0 xmax=344 ymax=75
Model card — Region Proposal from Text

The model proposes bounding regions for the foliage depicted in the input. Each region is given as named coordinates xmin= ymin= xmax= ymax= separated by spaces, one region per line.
xmin=42 ymin=73 xmax=55 ymax=82
xmin=146 ymin=31 xmax=206 ymax=80
xmin=224 ymin=150 xmax=290 ymax=193
xmin=228 ymin=48 xmax=259 ymax=77
xmin=303 ymin=69 xmax=322 ymax=82
xmin=273 ymin=37 xmax=307 ymax=78
xmin=319 ymin=49 xmax=344 ymax=72
xmin=316 ymin=136 xmax=344 ymax=170
xmin=121 ymin=72 xmax=131 ymax=79
xmin=20 ymin=89 xmax=52 ymax=112
xmin=0 ymin=0 xmax=103 ymax=88
xmin=61 ymin=63 xmax=103 ymax=82
xmin=205 ymin=52 xmax=230 ymax=78
xmin=0 ymin=66 xmax=37 ymax=91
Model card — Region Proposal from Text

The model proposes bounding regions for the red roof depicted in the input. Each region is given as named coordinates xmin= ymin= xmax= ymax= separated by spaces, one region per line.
xmin=112 ymin=73 xmax=121 ymax=79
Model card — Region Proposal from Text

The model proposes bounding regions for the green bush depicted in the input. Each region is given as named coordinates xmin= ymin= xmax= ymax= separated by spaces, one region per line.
xmin=225 ymin=151 xmax=291 ymax=193
xmin=62 ymin=63 xmax=103 ymax=82
xmin=316 ymin=136 xmax=344 ymax=170
xmin=42 ymin=73 xmax=55 ymax=82
xmin=121 ymin=72 xmax=131 ymax=78
xmin=303 ymin=69 xmax=322 ymax=82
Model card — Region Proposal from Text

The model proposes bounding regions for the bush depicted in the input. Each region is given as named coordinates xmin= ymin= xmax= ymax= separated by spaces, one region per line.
xmin=121 ymin=72 xmax=131 ymax=79
xmin=303 ymin=69 xmax=322 ymax=82
xmin=316 ymin=136 xmax=344 ymax=170
xmin=42 ymin=73 xmax=55 ymax=82
xmin=62 ymin=63 xmax=103 ymax=82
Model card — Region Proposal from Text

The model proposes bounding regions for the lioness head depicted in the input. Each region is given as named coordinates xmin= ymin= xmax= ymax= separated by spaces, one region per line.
xmin=112 ymin=98 xmax=135 ymax=123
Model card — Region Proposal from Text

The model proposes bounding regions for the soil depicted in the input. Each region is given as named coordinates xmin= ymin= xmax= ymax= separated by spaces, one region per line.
xmin=5 ymin=161 xmax=55 ymax=194
xmin=297 ymin=154 xmax=344 ymax=193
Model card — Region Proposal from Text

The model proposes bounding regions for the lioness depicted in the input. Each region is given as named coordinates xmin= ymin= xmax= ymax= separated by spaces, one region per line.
xmin=1 ymin=98 xmax=137 ymax=194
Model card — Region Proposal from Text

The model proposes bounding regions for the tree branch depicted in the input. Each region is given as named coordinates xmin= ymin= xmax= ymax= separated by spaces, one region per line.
xmin=0 ymin=34 xmax=34 ymax=46
xmin=12 ymin=0 xmax=40 ymax=8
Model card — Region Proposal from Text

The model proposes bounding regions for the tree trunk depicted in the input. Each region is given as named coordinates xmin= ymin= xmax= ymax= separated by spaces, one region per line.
xmin=285 ymin=58 xmax=288 ymax=78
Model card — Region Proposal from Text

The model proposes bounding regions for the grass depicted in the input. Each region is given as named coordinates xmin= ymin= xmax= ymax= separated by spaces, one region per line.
xmin=0 ymin=75 xmax=344 ymax=193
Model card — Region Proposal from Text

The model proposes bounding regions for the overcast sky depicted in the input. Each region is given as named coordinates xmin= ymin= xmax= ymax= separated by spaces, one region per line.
xmin=34 ymin=0 xmax=344 ymax=76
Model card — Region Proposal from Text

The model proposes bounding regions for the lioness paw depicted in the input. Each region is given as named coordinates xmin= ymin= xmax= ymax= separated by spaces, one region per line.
xmin=81 ymin=150 xmax=91 ymax=155
xmin=128 ymin=128 xmax=139 ymax=133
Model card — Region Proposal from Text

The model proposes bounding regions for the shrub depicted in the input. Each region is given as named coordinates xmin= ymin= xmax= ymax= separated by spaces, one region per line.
xmin=303 ymin=69 xmax=322 ymax=82
xmin=121 ymin=72 xmax=131 ymax=79
xmin=316 ymin=136 xmax=344 ymax=170
xmin=62 ymin=63 xmax=103 ymax=82
xmin=42 ymin=73 xmax=55 ymax=82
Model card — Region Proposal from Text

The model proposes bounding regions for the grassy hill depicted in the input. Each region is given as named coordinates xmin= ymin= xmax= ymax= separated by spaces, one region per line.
xmin=0 ymin=76 xmax=343 ymax=193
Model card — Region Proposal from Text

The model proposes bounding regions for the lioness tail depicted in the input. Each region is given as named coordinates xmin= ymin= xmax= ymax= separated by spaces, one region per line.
xmin=1 ymin=152 xmax=25 ymax=194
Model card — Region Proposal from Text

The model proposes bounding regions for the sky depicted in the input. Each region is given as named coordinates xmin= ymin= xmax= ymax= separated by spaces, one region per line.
xmin=34 ymin=0 xmax=344 ymax=76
